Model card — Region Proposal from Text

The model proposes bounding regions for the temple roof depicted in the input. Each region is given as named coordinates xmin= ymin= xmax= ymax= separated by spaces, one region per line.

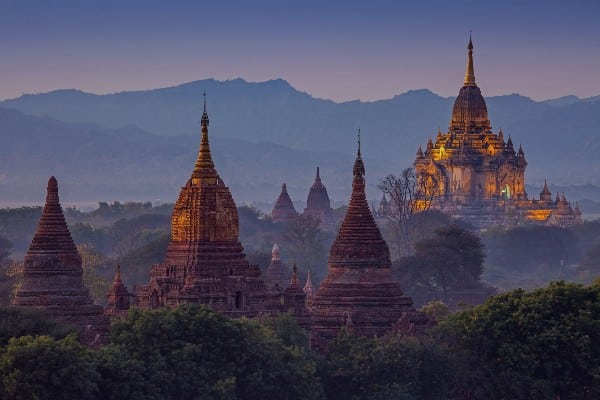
xmin=26 ymin=176 xmax=81 ymax=268
xmin=191 ymin=93 xmax=218 ymax=185
xmin=451 ymin=37 xmax=490 ymax=129
xmin=329 ymin=137 xmax=390 ymax=267
xmin=266 ymin=243 xmax=288 ymax=290
xmin=306 ymin=166 xmax=332 ymax=211
xmin=169 ymin=95 xmax=241 ymax=243
xmin=272 ymin=183 xmax=298 ymax=222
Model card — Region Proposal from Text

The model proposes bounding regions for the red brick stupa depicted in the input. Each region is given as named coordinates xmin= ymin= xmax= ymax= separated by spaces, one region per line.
xmin=304 ymin=167 xmax=335 ymax=230
xmin=105 ymin=264 xmax=131 ymax=316
xmin=310 ymin=135 xmax=426 ymax=350
xmin=134 ymin=95 xmax=270 ymax=316
xmin=12 ymin=177 xmax=109 ymax=346
xmin=265 ymin=243 xmax=288 ymax=292
xmin=272 ymin=183 xmax=298 ymax=223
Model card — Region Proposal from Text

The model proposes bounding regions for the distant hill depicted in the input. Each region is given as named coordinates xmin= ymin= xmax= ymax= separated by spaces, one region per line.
xmin=2 ymin=78 xmax=600 ymax=187
xmin=0 ymin=107 xmax=396 ymax=207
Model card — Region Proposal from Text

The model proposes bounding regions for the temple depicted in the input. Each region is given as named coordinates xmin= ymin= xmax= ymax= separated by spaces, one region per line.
xmin=271 ymin=183 xmax=298 ymax=223
xmin=405 ymin=37 xmax=582 ymax=228
xmin=12 ymin=177 xmax=109 ymax=346
xmin=310 ymin=135 xmax=430 ymax=350
xmin=265 ymin=243 xmax=289 ymax=291
xmin=132 ymin=95 xmax=273 ymax=316
xmin=105 ymin=263 xmax=132 ymax=316
xmin=303 ymin=167 xmax=335 ymax=230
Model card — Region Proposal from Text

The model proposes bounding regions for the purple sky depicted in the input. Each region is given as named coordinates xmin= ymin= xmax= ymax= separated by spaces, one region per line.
xmin=1 ymin=0 xmax=599 ymax=102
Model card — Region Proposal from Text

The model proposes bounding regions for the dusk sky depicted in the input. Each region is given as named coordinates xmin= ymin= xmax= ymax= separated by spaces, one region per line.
xmin=1 ymin=0 xmax=599 ymax=102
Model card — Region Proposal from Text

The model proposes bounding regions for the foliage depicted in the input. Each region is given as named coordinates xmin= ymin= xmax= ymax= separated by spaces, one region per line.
xmin=419 ymin=300 xmax=450 ymax=323
xmin=378 ymin=168 xmax=440 ymax=258
xmin=77 ymin=244 xmax=111 ymax=305
xmin=322 ymin=329 xmax=454 ymax=400
xmin=119 ymin=234 xmax=170 ymax=285
xmin=103 ymin=305 xmax=324 ymax=400
xmin=438 ymin=281 xmax=600 ymax=399
xmin=396 ymin=224 xmax=489 ymax=306
xmin=281 ymin=214 xmax=333 ymax=283
xmin=0 ymin=307 xmax=74 ymax=346
xmin=482 ymin=225 xmax=584 ymax=290
xmin=261 ymin=312 xmax=310 ymax=349
xmin=0 ymin=334 xmax=99 ymax=400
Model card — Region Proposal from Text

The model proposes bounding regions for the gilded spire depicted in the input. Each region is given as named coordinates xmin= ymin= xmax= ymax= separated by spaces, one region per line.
xmin=464 ymin=34 xmax=476 ymax=87
xmin=192 ymin=92 xmax=217 ymax=184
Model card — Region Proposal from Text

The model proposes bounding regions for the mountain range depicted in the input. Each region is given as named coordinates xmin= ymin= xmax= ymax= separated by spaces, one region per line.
xmin=1 ymin=78 xmax=599 ymax=209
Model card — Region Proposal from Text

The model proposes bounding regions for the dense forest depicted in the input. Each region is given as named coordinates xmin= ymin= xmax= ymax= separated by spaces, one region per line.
xmin=0 ymin=281 xmax=598 ymax=399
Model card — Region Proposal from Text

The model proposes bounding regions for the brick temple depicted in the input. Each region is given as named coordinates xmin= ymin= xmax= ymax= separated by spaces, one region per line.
xmin=310 ymin=138 xmax=430 ymax=350
xmin=304 ymin=167 xmax=335 ymax=231
xmin=271 ymin=183 xmax=298 ymax=224
xmin=380 ymin=38 xmax=582 ymax=228
xmin=12 ymin=177 xmax=110 ymax=346
xmin=130 ymin=97 xmax=279 ymax=316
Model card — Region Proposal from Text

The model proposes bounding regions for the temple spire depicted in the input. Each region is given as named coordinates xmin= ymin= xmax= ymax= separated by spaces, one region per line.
xmin=192 ymin=92 xmax=217 ymax=184
xmin=353 ymin=129 xmax=365 ymax=177
xmin=316 ymin=166 xmax=321 ymax=181
xmin=464 ymin=34 xmax=476 ymax=87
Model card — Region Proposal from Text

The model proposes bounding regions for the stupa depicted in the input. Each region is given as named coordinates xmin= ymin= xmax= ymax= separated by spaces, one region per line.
xmin=134 ymin=95 xmax=271 ymax=316
xmin=310 ymin=135 xmax=427 ymax=350
xmin=265 ymin=243 xmax=288 ymax=291
xmin=272 ymin=183 xmax=298 ymax=223
xmin=304 ymin=167 xmax=335 ymax=230
xmin=12 ymin=177 xmax=109 ymax=346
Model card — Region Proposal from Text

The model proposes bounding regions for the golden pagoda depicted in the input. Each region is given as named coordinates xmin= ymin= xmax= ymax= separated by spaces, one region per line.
xmin=409 ymin=37 xmax=581 ymax=228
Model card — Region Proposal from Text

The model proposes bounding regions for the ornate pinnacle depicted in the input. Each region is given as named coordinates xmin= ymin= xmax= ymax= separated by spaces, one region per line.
xmin=464 ymin=34 xmax=476 ymax=87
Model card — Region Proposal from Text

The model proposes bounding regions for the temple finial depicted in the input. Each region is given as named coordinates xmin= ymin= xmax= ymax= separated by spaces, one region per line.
xmin=464 ymin=33 xmax=476 ymax=86
xmin=192 ymin=91 xmax=217 ymax=184
xmin=316 ymin=166 xmax=320 ymax=180
xmin=201 ymin=91 xmax=209 ymax=128
xmin=353 ymin=129 xmax=365 ymax=177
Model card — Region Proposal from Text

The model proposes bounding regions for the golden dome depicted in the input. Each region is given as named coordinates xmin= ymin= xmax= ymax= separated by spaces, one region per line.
xmin=450 ymin=37 xmax=490 ymax=128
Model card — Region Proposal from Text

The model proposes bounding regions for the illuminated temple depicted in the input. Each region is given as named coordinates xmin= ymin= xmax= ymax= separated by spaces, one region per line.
xmin=132 ymin=98 xmax=275 ymax=315
xmin=408 ymin=38 xmax=582 ymax=228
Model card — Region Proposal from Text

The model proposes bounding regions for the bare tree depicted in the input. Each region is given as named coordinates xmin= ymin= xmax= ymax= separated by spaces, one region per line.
xmin=378 ymin=167 xmax=439 ymax=258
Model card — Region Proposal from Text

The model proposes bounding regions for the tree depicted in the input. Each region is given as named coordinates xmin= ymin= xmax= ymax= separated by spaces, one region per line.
xmin=0 ymin=335 xmax=99 ymax=400
xmin=322 ymin=329 xmax=455 ymax=400
xmin=0 ymin=307 xmax=74 ymax=345
xmin=103 ymin=305 xmax=324 ymax=400
xmin=282 ymin=214 xmax=331 ymax=280
xmin=397 ymin=224 xmax=488 ymax=305
xmin=378 ymin=167 xmax=440 ymax=258
xmin=438 ymin=281 xmax=600 ymax=399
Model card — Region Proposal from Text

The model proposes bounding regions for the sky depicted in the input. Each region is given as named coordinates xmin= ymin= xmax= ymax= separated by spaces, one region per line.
xmin=1 ymin=0 xmax=599 ymax=102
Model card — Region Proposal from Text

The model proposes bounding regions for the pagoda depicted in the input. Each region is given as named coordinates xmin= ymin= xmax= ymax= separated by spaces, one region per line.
xmin=105 ymin=264 xmax=131 ymax=316
xmin=134 ymin=95 xmax=271 ymax=316
xmin=265 ymin=243 xmax=288 ymax=291
xmin=409 ymin=37 xmax=581 ymax=228
xmin=12 ymin=177 xmax=109 ymax=346
xmin=310 ymin=136 xmax=427 ymax=350
xmin=271 ymin=183 xmax=298 ymax=223
xmin=282 ymin=263 xmax=312 ymax=330
xmin=303 ymin=167 xmax=335 ymax=230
